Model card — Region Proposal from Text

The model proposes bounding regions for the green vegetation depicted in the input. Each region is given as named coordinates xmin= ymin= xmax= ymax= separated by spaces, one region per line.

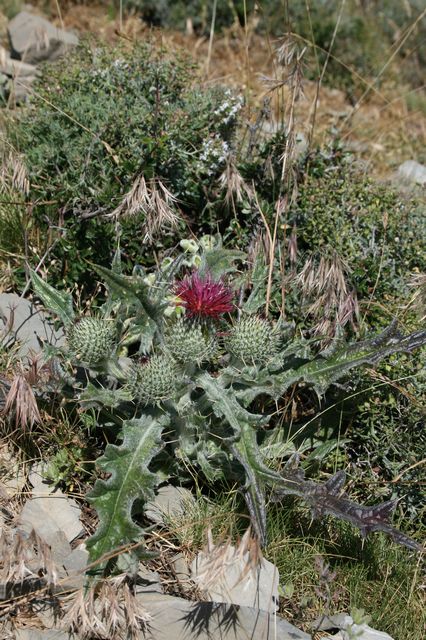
xmin=8 ymin=41 xmax=242 ymax=289
xmin=0 ymin=7 xmax=425 ymax=637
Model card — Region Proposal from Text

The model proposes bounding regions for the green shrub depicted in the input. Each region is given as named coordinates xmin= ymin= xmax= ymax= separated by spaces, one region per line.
xmin=286 ymin=148 xmax=426 ymax=324
xmin=9 ymin=40 xmax=242 ymax=290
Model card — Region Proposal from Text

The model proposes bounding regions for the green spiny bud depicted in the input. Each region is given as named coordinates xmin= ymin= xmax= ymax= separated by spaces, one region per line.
xmin=133 ymin=355 xmax=178 ymax=405
xmin=67 ymin=317 xmax=116 ymax=366
xmin=164 ymin=317 xmax=217 ymax=364
xmin=225 ymin=315 xmax=278 ymax=365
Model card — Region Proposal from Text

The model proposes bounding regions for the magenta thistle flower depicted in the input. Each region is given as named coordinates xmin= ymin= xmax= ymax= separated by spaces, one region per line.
xmin=174 ymin=271 xmax=234 ymax=319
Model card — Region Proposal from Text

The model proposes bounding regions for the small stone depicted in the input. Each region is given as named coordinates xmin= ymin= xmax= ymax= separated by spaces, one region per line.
xmin=8 ymin=11 xmax=78 ymax=64
xmin=171 ymin=552 xmax=191 ymax=581
xmin=397 ymin=160 xmax=426 ymax=186
xmin=59 ymin=545 xmax=89 ymax=591
xmin=191 ymin=546 xmax=279 ymax=613
xmin=136 ymin=567 xmax=163 ymax=594
xmin=19 ymin=489 xmax=83 ymax=545
xmin=145 ymin=485 xmax=196 ymax=525
xmin=0 ymin=45 xmax=37 ymax=77
xmin=315 ymin=613 xmax=395 ymax=640
xmin=0 ymin=292 xmax=64 ymax=358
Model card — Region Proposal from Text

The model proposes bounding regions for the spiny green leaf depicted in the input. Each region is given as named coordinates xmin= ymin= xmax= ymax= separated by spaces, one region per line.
xmin=229 ymin=324 xmax=426 ymax=403
xmin=30 ymin=270 xmax=74 ymax=328
xmin=86 ymin=412 xmax=169 ymax=569
xmin=203 ymin=248 xmax=245 ymax=279
xmin=79 ymin=383 xmax=132 ymax=409
xmin=196 ymin=372 xmax=268 ymax=438
xmin=93 ymin=264 xmax=164 ymax=323
xmin=294 ymin=324 xmax=426 ymax=395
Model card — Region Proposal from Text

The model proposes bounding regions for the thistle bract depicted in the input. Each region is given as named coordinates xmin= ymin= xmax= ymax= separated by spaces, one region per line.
xmin=165 ymin=317 xmax=218 ymax=364
xmin=133 ymin=355 xmax=178 ymax=405
xmin=67 ymin=317 xmax=116 ymax=366
xmin=226 ymin=315 xmax=278 ymax=365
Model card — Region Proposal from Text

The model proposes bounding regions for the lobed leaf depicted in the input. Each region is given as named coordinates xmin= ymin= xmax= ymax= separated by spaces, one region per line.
xmin=86 ymin=412 xmax=169 ymax=571
xmin=30 ymin=270 xmax=75 ymax=328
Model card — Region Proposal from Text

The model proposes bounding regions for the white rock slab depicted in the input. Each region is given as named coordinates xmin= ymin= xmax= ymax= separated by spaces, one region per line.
xmin=136 ymin=593 xmax=310 ymax=640
xmin=191 ymin=546 xmax=279 ymax=613
xmin=0 ymin=292 xmax=64 ymax=358
xmin=8 ymin=11 xmax=78 ymax=64
xmin=145 ymin=484 xmax=196 ymax=524
xmin=18 ymin=490 xmax=83 ymax=546
xmin=316 ymin=613 xmax=394 ymax=640
xmin=397 ymin=160 xmax=426 ymax=186
xmin=0 ymin=45 xmax=37 ymax=77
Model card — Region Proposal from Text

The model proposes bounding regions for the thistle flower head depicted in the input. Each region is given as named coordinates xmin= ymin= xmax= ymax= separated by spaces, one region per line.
xmin=174 ymin=271 xmax=234 ymax=319
xmin=164 ymin=317 xmax=218 ymax=364
xmin=131 ymin=355 xmax=178 ymax=405
xmin=67 ymin=317 xmax=116 ymax=366
xmin=225 ymin=315 xmax=278 ymax=365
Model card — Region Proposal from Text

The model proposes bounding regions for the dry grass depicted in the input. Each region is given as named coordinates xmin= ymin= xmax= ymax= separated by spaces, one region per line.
xmin=108 ymin=175 xmax=181 ymax=242
xmin=33 ymin=2 xmax=424 ymax=182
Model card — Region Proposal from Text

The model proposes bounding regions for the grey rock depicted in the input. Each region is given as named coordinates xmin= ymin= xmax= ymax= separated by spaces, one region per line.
xmin=0 ymin=444 xmax=27 ymax=497
xmin=315 ymin=613 xmax=394 ymax=640
xmin=18 ymin=488 xmax=83 ymax=546
xmin=8 ymin=11 xmax=78 ymax=64
xmin=136 ymin=593 xmax=310 ymax=639
xmin=0 ymin=292 xmax=64 ymax=358
xmin=171 ymin=552 xmax=191 ymax=581
xmin=191 ymin=546 xmax=279 ymax=613
xmin=136 ymin=567 xmax=163 ymax=594
xmin=0 ymin=45 xmax=37 ymax=77
xmin=397 ymin=160 xmax=426 ymax=186
xmin=145 ymin=484 xmax=196 ymax=525
xmin=0 ymin=45 xmax=37 ymax=103
xmin=59 ymin=545 xmax=89 ymax=591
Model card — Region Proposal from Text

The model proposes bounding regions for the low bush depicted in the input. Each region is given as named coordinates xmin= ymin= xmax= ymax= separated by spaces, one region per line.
xmin=8 ymin=40 xmax=242 ymax=290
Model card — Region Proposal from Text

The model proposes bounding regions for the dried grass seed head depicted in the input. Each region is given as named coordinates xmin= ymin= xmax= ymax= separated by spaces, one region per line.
xmin=108 ymin=175 xmax=180 ymax=242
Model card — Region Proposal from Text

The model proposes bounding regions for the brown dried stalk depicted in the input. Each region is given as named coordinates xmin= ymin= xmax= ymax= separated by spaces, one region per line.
xmin=263 ymin=36 xmax=306 ymax=316
xmin=193 ymin=527 xmax=262 ymax=594
xmin=3 ymin=373 xmax=41 ymax=433
xmin=108 ymin=175 xmax=181 ymax=242
xmin=218 ymin=154 xmax=252 ymax=211
xmin=0 ymin=529 xmax=58 ymax=587
xmin=296 ymin=251 xmax=359 ymax=341
xmin=0 ymin=151 xmax=30 ymax=196
xmin=62 ymin=576 xmax=151 ymax=640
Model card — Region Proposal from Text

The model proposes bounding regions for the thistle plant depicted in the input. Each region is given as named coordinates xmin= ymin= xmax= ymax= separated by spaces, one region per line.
xmin=30 ymin=236 xmax=426 ymax=578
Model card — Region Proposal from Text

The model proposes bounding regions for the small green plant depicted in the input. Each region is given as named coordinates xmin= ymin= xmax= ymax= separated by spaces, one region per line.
xmin=9 ymin=40 xmax=243 ymax=290
xmin=30 ymin=236 xmax=425 ymax=578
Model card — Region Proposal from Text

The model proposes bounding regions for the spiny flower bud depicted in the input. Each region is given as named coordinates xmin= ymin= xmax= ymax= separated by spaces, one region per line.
xmin=164 ymin=318 xmax=217 ymax=364
xmin=225 ymin=315 xmax=278 ymax=365
xmin=67 ymin=317 xmax=116 ymax=366
xmin=133 ymin=355 xmax=178 ymax=405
